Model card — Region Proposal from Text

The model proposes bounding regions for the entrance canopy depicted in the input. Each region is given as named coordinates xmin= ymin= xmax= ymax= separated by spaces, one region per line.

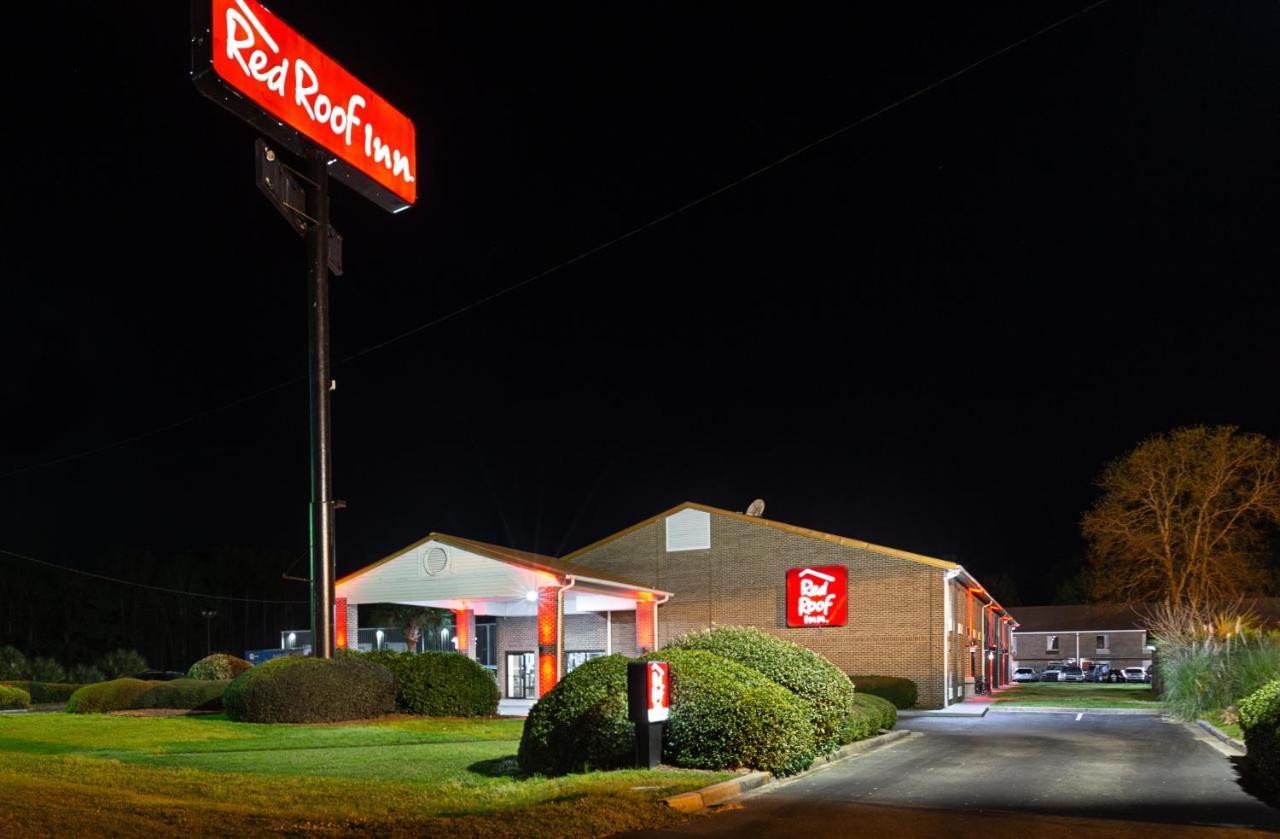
xmin=335 ymin=532 xmax=669 ymax=614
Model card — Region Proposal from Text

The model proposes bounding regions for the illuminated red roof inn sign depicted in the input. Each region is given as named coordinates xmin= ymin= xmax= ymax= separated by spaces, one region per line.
xmin=786 ymin=566 xmax=848 ymax=627
xmin=193 ymin=0 xmax=417 ymax=211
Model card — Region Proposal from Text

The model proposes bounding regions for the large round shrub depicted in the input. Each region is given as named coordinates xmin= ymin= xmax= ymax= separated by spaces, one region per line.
xmin=849 ymin=675 xmax=918 ymax=709
xmin=666 ymin=626 xmax=855 ymax=750
xmin=187 ymin=654 xmax=252 ymax=681
xmin=132 ymin=678 xmax=230 ymax=711
xmin=1239 ymin=678 xmax=1280 ymax=802
xmin=223 ymin=656 xmax=395 ymax=723
xmin=518 ymin=655 xmax=634 ymax=775
xmin=0 ymin=646 xmax=28 ymax=680
xmin=518 ymin=650 xmax=817 ymax=777
xmin=66 ymin=678 xmax=157 ymax=713
xmin=0 ymin=685 xmax=30 ymax=710
xmin=356 ymin=651 xmax=499 ymax=716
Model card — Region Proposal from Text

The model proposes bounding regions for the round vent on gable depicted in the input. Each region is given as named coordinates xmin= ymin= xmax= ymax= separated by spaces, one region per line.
xmin=423 ymin=546 xmax=449 ymax=576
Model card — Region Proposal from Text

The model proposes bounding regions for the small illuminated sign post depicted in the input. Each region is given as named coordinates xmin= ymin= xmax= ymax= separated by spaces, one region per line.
xmin=628 ymin=661 xmax=670 ymax=768
xmin=191 ymin=0 xmax=418 ymax=658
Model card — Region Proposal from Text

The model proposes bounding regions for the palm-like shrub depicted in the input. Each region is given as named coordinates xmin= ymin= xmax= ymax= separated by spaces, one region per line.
xmin=0 ymin=646 xmax=28 ymax=680
xmin=66 ymin=664 xmax=106 ymax=685
xmin=28 ymin=657 xmax=66 ymax=683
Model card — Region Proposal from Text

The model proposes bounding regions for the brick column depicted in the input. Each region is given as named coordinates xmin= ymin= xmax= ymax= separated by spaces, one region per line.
xmin=454 ymin=608 xmax=476 ymax=658
xmin=537 ymin=586 xmax=562 ymax=697
xmin=636 ymin=599 xmax=658 ymax=654
xmin=335 ymin=597 xmax=351 ymax=650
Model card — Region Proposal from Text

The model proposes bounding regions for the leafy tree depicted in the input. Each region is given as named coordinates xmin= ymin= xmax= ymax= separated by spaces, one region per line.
xmin=28 ymin=656 xmax=66 ymax=682
xmin=66 ymin=663 xmax=106 ymax=684
xmin=0 ymin=646 xmax=29 ymax=680
xmin=1083 ymin=426 xmax=1280 ymax=607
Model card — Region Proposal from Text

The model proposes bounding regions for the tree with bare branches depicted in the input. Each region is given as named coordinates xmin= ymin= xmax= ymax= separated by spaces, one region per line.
xmin=1082 ymin=425 xmax=1280 ymax=607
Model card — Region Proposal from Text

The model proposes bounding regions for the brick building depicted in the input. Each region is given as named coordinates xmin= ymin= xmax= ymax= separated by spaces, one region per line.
xmin=332 ymin=502 xmax=1017 ymax=709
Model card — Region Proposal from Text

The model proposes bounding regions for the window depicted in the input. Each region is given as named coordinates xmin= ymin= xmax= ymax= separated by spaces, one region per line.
xmin=1095 ymin=634 xmax=1110 ymax=653
xmin=1046 ymin=635 xmax=1059 ymax=653
xmin=566 ymin=650 xmax=605 ymax=673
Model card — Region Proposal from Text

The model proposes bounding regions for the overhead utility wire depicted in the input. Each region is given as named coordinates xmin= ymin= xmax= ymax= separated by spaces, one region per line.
xmin=0 ymin=0 xmax=1109 ymax=482
xmin=0 ymin=547 xmax=308 ymax=604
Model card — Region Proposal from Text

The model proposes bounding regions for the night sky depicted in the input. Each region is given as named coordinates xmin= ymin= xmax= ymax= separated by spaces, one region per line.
xmin=3 ymin=0 xmax=1278 ymax=608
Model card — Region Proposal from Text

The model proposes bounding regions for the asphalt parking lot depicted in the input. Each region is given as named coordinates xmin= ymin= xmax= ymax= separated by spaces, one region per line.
xmin=621 ymin=712 xmax=1280 ymax=837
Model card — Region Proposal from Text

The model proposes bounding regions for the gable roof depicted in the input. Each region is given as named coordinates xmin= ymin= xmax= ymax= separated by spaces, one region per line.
xmin=336 ymin=531 xmax=665 ymax=593
xmin=564 ymin=501 xmax=959 ymax=572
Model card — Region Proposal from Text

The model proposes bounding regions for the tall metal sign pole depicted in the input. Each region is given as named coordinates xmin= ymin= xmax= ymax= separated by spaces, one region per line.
xmin=192 ymin=0 xmax=418 ymax=657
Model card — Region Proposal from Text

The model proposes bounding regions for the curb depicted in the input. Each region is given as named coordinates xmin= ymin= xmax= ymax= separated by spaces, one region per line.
xmin=898 ymin=708 xmax=988 ymax=718
xmin=663 ymin=729 xmax=911 ymax=813
xmin=987 ymin=705 xmax=1164 ymax=715
xmin=1196 ymin=718 xmax=1246 ymax=752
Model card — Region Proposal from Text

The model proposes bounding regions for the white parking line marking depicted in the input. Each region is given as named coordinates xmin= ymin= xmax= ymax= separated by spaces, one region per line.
xmin=1075 ymin=713 xmax=1083 ymax=721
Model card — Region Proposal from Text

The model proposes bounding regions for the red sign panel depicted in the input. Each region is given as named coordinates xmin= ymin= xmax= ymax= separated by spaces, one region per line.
xmin=646 ymin=661 xmax=670 ymax=722
xmin=786 ymin=566 xmax=848 ymax=627
xmin=200 ymin=0 xmax=417 ymax=209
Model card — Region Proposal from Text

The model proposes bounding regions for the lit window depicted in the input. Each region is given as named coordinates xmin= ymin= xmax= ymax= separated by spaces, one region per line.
xmin=1046 ymin=635 xmax=1059 ymax=653
xmin=1095 ymin=634 xmax=1109 ymax=652
xmin=566 ymin=650 xmax=604 ymax=673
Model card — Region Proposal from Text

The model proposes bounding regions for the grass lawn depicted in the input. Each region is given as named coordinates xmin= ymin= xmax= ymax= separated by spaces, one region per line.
xmin=0 ymin=713 xmax=733 ymax=837
xmin=994 ymin=682 xmax=1163 ymax=709
xmin=1204 ymin=708 xmax=1244 ymax=741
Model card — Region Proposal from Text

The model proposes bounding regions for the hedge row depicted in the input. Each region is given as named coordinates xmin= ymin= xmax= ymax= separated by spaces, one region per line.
xmin=0 ymin=685 xmax=30 ymax=710
xmin=849 ymin=675 xmax=918 ymax=709
xmin=838 ymin=693 xmax=897 ymax=743
xmin=223 ymin=656 xmax=395 ymax=723
xmin=1239 ymin=678 xmax=1280 ymax=803
xmin=66 ymin=679 xmax=158 ymax=713
xmin=665 ymin=626 xmax=855 ymax=751
xmin=351 ymin=650 xmax=498 ymax=716
xmin=0 ymin=681 xmax=81 ymax=704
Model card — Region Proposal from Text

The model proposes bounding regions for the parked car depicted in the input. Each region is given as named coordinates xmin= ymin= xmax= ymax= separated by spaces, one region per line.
xmin=1013 ymin=667 xmax=1038 ymax=683
xmin=1060 ymin=667 xmax=1086 ymax=682
xmin=1122 ymin=667 xmax=1147 ymax=683
xmin=1041 ymin=666 xmax=1062 ymax=682
xmin=129 ymin=670 xmax=186 ymax=681
xmin=1088 ymin=664 xmax=1113 ymax=683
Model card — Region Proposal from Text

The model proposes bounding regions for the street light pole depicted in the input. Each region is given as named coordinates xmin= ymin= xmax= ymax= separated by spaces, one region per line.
xmin=200 ymin=610 xmax=218 ymax=656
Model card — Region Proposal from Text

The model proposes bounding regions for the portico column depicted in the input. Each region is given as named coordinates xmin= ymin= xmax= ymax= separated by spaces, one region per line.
xmin=636 ymin=599 xmax=658 ymax=654
xmin=335 ymin=597 xmax=356 ymax=650
xmin=536 ymin=586 xmax=562 ymax=697
xmin=454 ymin=608 xmax=476 ymax=658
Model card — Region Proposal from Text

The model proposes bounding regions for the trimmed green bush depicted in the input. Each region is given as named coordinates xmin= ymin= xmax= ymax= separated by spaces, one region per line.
xmin=0 ymin=646 xmax=28 ymax=680
xmin=66 ymin=664 xmax=106 ymax=685
xmin=223 ymin=656 xmax=395 ymax=723
xmin=1238 ymin=679 xmax=1280 ymax=802
xmin=849 ymin=675 xmax=918 ymax=709
xmin=355 ymin=651 xmax=499 ymax=716
xmin=66 ymin=679 xmax=157 ymax=713
xmin=187 ymin=654 xmax=252 ymax=681
xmin=28 ymin=657 xmax=65 ymax=683
xmin=1 ymin=681 xmax=81 ymax=704
xmin=518 ymin=655 xmax=635 ymax=776
xmin=132 ymin=678 xmax=230 ymax=711
xmin=97 ymin=649 xmax=148 ymax=679
xmin=665 ymin=626 xmax=856 ymax=751
xmin=519 ymin=650 xmax=819 ymax=777
xmin=0 ymin=685 xmax=30 ymax=710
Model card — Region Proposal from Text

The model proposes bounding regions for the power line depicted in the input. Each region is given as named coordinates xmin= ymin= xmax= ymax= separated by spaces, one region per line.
xmin=0 ymin=547 xmax=308 ymax=605
xmin=0 ymin=0 xmax=1109 ymax=482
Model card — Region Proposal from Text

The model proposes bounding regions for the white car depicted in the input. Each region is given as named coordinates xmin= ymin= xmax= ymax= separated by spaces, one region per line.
xmin=1012 ymin=667 xmax=1038 ymax=683
xmin=1040 ymin=666 xmax=1063 ymax=682
xmin=1122 ymin=667 xmax=1147 ymax=683
xmin=1059 ymin=667 xmax=1086 ymax=682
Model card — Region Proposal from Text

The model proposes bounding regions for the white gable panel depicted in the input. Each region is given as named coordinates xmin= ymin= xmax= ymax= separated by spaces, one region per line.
xmin=665 ymin=508 xmax=711 ymax=552
xmin=337 ymin=540 xmax=556 ymax=604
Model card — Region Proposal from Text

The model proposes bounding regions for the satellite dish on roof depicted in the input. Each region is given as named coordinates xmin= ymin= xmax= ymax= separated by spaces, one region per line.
xmin=745 ymin=499 xmax=766 ymax=517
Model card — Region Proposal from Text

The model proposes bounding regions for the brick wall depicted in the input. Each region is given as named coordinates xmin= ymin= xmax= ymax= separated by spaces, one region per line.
xmin=1013 ymin=629 xmax=1150 ymax=669
xmin=570 ymin=512 xmax=953 ymax=708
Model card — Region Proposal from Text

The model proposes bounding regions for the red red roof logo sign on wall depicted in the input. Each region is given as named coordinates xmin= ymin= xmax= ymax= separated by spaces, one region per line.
xmin=786 ymin=566 xmax=848 ymax=627
xmin=646 ymin=661 xmax=670 ymax=722
xmin=196 ymin=0 xmax=417 ymax=211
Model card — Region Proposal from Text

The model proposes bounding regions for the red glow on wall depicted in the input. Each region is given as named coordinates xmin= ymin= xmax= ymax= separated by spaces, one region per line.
xmin=453 ymin=609 xmax=470 ymax=653
xmin=636 ymin=601 xmax=657 ymax=652
xmin=538 ymin=654 xmax=557 ymax=698
xmin=785 ymin=566 xmax=848 ymax=627
xmin=206 ymin=0 xmax=417 ymax=206
xmin=335 ymin=597 xmax=348 ymax=649
xmin=537 ymin=587 xmax=559 ymax=646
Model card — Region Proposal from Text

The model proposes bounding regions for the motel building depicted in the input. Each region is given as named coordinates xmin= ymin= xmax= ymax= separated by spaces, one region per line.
xmin=333 ymin=503 xmax=1017 ymax=710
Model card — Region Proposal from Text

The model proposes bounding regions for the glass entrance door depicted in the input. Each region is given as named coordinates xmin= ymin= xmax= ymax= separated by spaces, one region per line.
xmin=506 ymin=652 xmax=536 ymax=699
